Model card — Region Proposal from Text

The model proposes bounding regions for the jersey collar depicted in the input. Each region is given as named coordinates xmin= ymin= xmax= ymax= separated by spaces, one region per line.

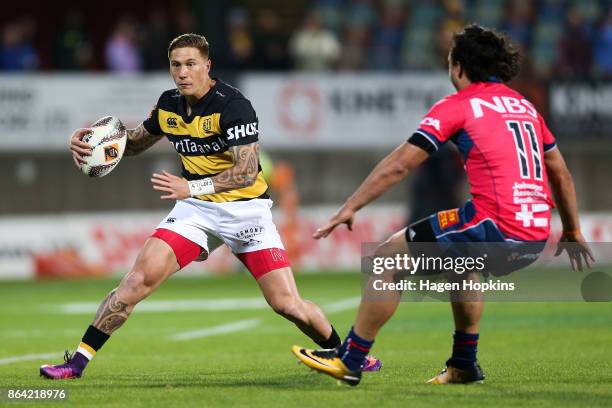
xmin=178 ymin=77 xmax=220 ymax=122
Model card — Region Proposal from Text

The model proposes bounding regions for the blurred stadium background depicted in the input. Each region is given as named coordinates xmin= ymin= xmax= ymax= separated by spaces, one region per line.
xmin=0 ymin=0 xmax=610 ymax=279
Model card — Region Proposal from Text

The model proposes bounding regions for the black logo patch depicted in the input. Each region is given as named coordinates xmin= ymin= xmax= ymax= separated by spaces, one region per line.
xmin=237 ymin=226 xmax=264 ymax=246
xmin=166 ymin=117 xmax=178 ymax=128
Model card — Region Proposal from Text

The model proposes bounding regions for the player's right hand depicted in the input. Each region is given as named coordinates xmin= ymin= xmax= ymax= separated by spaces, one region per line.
xmin=554 ymin=232 xmax=595 ymax=272
xmin=69 ymin=128 xmax=93 ymax=168
xmin=313 ymin=207 xmax=355 ymax=239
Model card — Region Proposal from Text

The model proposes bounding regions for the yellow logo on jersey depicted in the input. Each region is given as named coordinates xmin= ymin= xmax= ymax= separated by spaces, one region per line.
xmin=438 ymin=208 xmax=460 ymax=229
xmin=203 ymin=117 xmax=212 ymax=132
xmin=158 ymin=109 xmax=221 ymax=138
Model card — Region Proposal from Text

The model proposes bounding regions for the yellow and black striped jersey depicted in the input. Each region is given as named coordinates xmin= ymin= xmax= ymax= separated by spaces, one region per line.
xmin=143 ymin=78 xmax=268 ymax=202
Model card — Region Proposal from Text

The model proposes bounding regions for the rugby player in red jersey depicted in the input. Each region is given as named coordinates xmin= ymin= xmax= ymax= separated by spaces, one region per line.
xmin=292 ymin=25 xmax=593 ymax=386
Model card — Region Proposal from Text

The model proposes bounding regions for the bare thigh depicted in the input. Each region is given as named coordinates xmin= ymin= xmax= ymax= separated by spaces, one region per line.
xmin=115 ymin=237 xmax=181 ymax=305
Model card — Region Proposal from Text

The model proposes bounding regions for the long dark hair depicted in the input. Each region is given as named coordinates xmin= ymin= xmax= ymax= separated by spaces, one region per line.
xmin=450 ymin=24 xmax=521 ymax=82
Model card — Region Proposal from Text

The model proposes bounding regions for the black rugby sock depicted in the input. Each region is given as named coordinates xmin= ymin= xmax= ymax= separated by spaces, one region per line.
xmin=316 ymin=325 xmax=341 ymax=349
xmin=74 ymin=325 xmax=111 ymax=370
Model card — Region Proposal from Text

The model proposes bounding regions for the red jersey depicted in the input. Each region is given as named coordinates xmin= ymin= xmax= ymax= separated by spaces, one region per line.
xmin=408 ymin=82 xmax=556 ymax=241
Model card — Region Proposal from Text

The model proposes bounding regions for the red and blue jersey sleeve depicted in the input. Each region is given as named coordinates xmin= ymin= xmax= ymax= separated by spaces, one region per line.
xmin=407 ymin=96 xmax=465 ymax=154
xmin=539 ymin=113 xmax=557 ymax=152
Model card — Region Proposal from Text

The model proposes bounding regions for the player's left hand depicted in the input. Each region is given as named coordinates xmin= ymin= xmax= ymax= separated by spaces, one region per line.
xmin=554 ymin=232 xmax=595 ymax=272
xmin=151 ymin=171 xmax=190 ymax=200
xmin=313 ymin=207 xmax=355 ymax=239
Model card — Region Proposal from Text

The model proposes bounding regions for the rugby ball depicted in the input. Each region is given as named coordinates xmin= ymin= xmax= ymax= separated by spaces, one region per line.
xmin=80 ymin=116 xmax=127 ymax=178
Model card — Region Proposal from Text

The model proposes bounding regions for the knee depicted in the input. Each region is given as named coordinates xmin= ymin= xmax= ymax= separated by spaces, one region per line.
xmin=269 ymin=295 xmax=304 ymax=321
xmin=118 ymin=272 xmax=148 ymax=304
xmin=120 ymin=261 xmax=160 ymax=302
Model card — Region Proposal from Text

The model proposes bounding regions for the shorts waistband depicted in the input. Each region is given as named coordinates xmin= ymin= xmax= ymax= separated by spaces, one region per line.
xmin=193 ymin=191 xmax=270 ymax=202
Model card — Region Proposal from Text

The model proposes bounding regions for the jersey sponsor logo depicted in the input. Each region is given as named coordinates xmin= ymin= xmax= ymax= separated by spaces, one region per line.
xmin=166 ymin=117 xmax=179 ymax=128
xmin=512 ymin=182 xmax=548 ymax=205
xmin=203 ymin=117 xmax=212 ymax=132
xmin=269 ymin=248 xmax=286 ymax=263
xmin=237 ymin=226 xmax=264 ymax=240
xmin=242 ymin=238 xmax=262 ymax=247
xmin=515 ymin=203 xmax=549 ymax=227
xmin=420 ymin=117 xmax=441 ymax=131
xmin=227 ymin=122 xmax=258 ymax=140
xmin=165 ymin=217 xmax=176 ymax=224
xmin=470 ymin=96 xmax=537 ymax=119
xmin=104 ymin=144 xmax=119 ymax=161
xmin=438 ymin=208 xmax=460 ymax=229
xmin=237 ymin=226 xmax=265 ymax=246
xmin=168 ymin=134 xmax=229 ymax=156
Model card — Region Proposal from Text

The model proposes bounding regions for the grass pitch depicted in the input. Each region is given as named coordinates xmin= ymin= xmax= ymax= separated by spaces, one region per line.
xmin=0 ymin=272 xmax=610 ymax=407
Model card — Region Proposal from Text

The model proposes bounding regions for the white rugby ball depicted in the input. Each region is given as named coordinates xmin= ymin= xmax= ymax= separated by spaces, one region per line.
xmin=80 ymin=116 xmax=127 ymax=178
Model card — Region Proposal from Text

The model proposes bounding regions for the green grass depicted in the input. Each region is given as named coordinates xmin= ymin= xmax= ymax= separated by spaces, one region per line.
xmin=0 ymin=272 xmax=611 ymax=407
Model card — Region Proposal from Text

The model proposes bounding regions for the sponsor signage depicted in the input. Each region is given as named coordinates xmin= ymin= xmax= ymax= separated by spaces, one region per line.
xmin=0 ymin=206 xmax=404 ymax=279
xmin=241 ymin=73 xmax=454 ymax=149
xmin=0 ymin=73 xmax=454 ymax=150
xmin=2 ymin=75 xmax=610 ymax=150
xmin=549 ymin=82 xmax=612 ymax=136
xmin=0 ymin=208 xmax=610 ymax=279
xmin=0 ymin=74 xmax=173 ymax=150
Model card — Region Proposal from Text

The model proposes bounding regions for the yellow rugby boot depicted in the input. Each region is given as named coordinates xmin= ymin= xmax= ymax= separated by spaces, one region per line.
xmin=291 ymin=346 xmax=361 ymax=386
xmin=427 ymin=362 xmax=485 ymax=384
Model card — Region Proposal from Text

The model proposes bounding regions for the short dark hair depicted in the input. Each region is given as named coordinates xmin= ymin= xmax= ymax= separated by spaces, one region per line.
xmin=450 ymin=24 xmax=521 ymax=83
xmin=168 ymin=33 xmax=209 ymax=59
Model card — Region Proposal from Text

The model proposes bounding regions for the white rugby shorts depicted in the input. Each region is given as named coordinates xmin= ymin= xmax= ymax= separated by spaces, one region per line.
xmin=156 ymin=198 xmax=285 ymax=259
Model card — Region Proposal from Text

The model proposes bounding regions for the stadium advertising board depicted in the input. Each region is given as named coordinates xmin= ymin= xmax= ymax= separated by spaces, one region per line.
xmin=0 ymin=73 xmax=612 ymax=150
xmin=0 ymin=74 xmax=453 ymax=150
xmin=0 ymin=206 xmax=404 ymax=279
xmin=241 ymin=74 xmax=455 ymax=149
xmin=0 ymin=208 xmax=609 ymax=280
xmin=549 ymin=82 xmax=612 ymax=137
xmin=4 ymin=75 xmax=610 ymax=149
xmin=0 ymin=75 xmax=172 ymax=150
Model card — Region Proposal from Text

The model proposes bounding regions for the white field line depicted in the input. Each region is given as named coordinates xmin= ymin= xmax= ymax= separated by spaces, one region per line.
xmin=323 ymin=296 xmax=361 ymax=313
xmin=55 ymin=297 xmax=360 ymax=315
xmin=170 ymin=318 xmax=261 ymax=341
xmin=0 ymin=352 xmax=60 ymax=366
xmin=58 ymin=298 xmax=269 ymax=314
xmin=0 ymin=329 xmax=81 ymax=337
xmin=3 ymin=296 xmax=359 ymax=364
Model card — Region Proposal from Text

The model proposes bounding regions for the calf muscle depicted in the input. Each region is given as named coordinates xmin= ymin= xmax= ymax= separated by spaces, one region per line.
xmin=92 ymin=289 xmax=131 ymax=335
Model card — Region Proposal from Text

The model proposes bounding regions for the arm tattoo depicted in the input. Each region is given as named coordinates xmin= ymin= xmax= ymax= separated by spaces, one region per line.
xmin=124 ymin=123 xmax=163 ymax=156
xmin=92 ymin=289 xmax=131 ymax=335
xmin=211 ymin=143 xmax=260 ymax=193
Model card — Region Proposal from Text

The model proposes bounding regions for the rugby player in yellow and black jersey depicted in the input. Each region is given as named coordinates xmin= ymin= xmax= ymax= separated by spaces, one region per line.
xmin=143 ymin=73 xmax=268 ymax=203
xmin=41 ymin=34 xmax=381 ymax=380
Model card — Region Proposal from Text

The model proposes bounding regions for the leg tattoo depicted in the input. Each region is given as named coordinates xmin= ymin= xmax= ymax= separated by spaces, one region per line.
xmin=92 ymin=289 xmax=130 ymax=335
